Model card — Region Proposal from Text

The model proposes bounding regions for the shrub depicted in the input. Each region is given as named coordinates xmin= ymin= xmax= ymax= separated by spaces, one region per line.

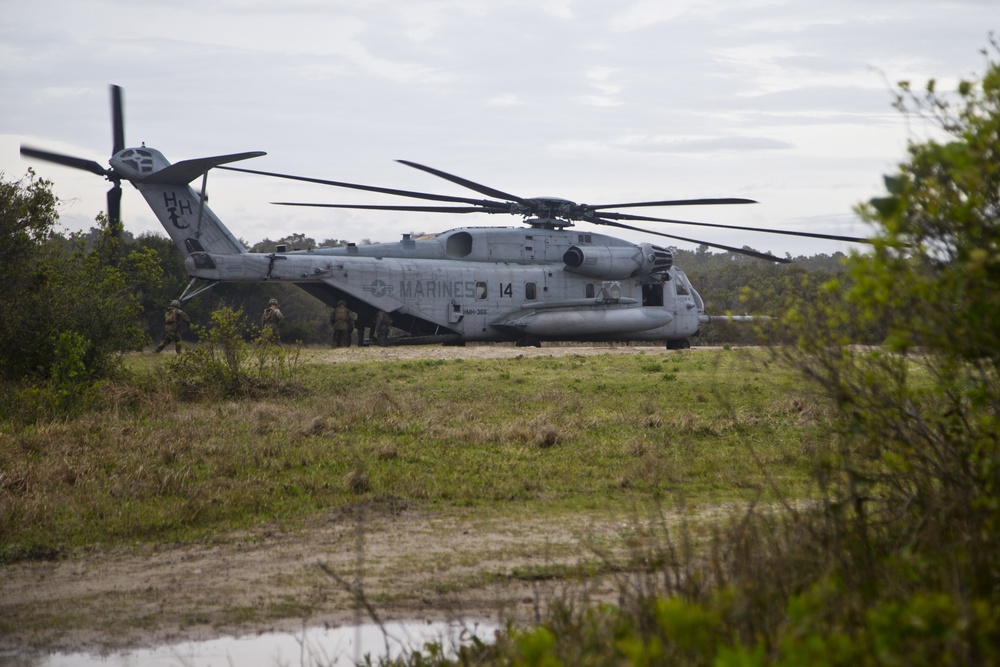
xmin=167 ymin=306 xmax=301 ymax=398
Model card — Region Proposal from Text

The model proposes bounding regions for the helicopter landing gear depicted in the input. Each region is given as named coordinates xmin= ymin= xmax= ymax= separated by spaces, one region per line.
xmin=666 ymin=338 xmax=691 ymax=350
xmin=515 ymin=336 xmax=542 ymax=348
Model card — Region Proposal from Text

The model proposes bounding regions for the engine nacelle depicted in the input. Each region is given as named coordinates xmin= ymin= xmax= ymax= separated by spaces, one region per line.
xmin=562 ymin=243 xmax=672 ymax=279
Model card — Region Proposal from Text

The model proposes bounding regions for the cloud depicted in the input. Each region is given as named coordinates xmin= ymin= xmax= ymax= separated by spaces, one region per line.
xmin=620 ymin=135 xmax=794 ymax=154
xmin=1 ymin=0 xmax=994 ymax=256
xmin=487 ymin=94 xmax=523 ymax=106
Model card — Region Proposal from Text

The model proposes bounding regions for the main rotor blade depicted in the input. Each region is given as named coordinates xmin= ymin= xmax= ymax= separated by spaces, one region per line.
xmin=396 ymin=160 xmax=533 ymax=206
xmin=593 ymin=215 xmax=792 ymax=263
xmin=217 ymin=165 xmax=507 ymax=208
xmin=590 ymin=197 xmax=757 ymax=210
xmin=111 ymin=85 xmax=125 ymax=155
xmin=20 ymin=146 xmax=109 ymax=177
xmin=272 ymin=202 xmax=498 ymax=214
xmin=598 ymin=211 xmax=872 ymax=244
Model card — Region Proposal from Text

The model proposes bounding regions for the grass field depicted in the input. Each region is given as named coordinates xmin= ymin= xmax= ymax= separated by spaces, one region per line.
xmin=0 ymin=346 xmax=830 ymax=563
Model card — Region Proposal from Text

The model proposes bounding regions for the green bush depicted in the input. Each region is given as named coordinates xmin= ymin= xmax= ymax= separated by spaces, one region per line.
xmin=167 ymin=306 xmax=301 ymax=398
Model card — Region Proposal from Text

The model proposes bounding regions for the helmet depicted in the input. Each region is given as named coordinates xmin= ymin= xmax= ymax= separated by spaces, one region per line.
xmin=337 ymin=300 xmax=346 ymax=306
xmin=170 ymin=300 xmax=181 ymax=307
xmin=269 ymin=298 xmax=278 ymax=305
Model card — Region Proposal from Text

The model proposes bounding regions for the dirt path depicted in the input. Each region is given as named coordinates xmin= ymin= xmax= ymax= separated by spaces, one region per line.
xmin=1 ymin=505 xmax=634 ymax=656
xmin=0 ymin=345 xmax=718 ymax=657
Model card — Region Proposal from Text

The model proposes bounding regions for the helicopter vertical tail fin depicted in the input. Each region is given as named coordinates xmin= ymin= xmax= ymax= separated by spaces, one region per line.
xmin=134 ymin=181 xmax=247 ymax=256
xmin=111 ymin=148 xmax=266 ymax=257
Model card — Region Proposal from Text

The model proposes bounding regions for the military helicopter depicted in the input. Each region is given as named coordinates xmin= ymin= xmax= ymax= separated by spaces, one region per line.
xmin=21 ymin=85 xmax=870 ymax=348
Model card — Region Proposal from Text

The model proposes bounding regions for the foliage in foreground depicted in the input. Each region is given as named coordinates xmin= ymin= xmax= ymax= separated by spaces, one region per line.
xmin=763 ymin=46 xmax=1000 ymax=663
xmin=166 ymin=306 xmax=302 ymax=398
xmin=377 ymin=42 xmax=1000 ymax=667
xmin=0 ymin=171 xmax=158 ymax=419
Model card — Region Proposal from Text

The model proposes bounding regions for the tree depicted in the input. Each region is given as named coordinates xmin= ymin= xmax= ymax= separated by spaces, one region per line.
xmin=770 ymin=41 xmax=1000 ymax=661
xmin=676 ymin=247 xmax=850 ymax=345
xmin=0 ymin=172 xmax=155 ymax=383
xmin=0 ymin=170 xmax=59 ymax=380
xmin=0 ymin=169 xmax=58 ymax=305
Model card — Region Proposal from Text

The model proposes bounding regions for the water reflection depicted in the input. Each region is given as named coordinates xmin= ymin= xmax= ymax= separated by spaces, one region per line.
xmin=21 ymin=620 xmax=495 ymax=667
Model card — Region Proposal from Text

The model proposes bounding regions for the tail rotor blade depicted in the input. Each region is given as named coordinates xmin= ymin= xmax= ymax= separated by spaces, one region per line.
xmin=111 ymin=85 xmax=125 ymax=155
xmin=20 ymin=146 xmax=109 ymax=177
xmin=107 ymin=184 xmax=122 ymax=230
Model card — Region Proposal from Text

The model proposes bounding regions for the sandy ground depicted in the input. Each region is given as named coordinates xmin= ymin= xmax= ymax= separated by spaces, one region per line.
xmin=1 ymin=505 xmax=634 ymax=657
xmin=0 ymin=344 xmax=706 ymax=658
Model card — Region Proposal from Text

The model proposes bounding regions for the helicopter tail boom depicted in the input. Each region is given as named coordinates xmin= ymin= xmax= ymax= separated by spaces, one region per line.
xmin=133 ymin=179 xmax=248 ymax=257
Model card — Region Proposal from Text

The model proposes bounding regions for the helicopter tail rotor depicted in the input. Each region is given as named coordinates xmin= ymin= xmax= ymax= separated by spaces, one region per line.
xmin=20 ymin=84 xmax=126 ymax=229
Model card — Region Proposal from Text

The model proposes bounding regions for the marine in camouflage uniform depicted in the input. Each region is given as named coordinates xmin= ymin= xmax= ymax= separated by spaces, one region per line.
xmin=262 ymin=298 xmax=284 ymax=343
xmin=331 ymin=300 xmax=356 ymax=348
xmin=154 ymin=300 xmax=191 ymax=353
xmin=374 ymin=310 xmax=392 ymax=347
xmin=357 ymin=312 xmax=376 ymax=344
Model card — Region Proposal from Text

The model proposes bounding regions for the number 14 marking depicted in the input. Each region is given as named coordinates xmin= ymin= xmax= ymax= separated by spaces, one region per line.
xmin=499 ymin=282 xmax=513 ymax=297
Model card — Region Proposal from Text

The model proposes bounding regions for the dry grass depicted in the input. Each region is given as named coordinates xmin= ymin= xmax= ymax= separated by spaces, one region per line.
xmin=0 ymin=347 xmax=826 ymax=562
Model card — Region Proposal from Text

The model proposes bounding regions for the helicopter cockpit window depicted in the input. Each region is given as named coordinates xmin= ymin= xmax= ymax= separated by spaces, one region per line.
xmin=585 ymin=283 xmax=595 ymax=298
xmin=525 ymin=282 xmax=537 ymax=300
xmin=475 ymin=281 xmax=488 ymax=299
xmin=675 ymin=276 xmax=690 ymax=296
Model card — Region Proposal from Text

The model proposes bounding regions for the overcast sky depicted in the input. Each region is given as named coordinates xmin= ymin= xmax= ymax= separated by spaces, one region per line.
xmin=2 ymin=0 xmax=995 ymax=258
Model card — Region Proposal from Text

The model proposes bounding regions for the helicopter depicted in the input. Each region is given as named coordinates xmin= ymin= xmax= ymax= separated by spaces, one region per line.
xmin=20 ymin=85 xmax=871 ymax=348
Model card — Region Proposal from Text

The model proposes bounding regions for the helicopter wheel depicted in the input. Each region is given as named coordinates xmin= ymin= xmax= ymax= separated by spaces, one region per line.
xmin=666 ymin=338 xmax=690 ymax=350
xmin=516 ymin=336 xmax=542 ymax=348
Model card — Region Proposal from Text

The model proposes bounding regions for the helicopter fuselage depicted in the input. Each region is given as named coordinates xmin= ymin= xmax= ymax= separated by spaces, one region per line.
xmin=179 ymin=225 xmax=705 ymax=345
xmin=119 ymin=145 xmax=714 ymax=347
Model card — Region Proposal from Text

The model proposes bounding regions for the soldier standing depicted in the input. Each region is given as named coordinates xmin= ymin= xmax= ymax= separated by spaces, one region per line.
xmin=358 ymin=312 xmax=377 ymax=344
xmin=331 ymin=300 xmax=356 ymax=348
xmin=262 ymin=298 xmax=284 ymax=342
xmin=154 ymin=299 xmax=191 ymax=353
xmin=374 ymin=310 xmax=392 ymax=347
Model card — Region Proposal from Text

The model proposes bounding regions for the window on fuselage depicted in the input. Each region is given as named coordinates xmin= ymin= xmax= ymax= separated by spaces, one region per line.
xmin=525 ymin=282 xmax=537 ymax=300
xmin=476 ymin=281 xmax=488 ymax=299
xmin=643 ymin=283 xmax=664 ymax=307
xmin=585 ymin=283 xmax=595 ymax=298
